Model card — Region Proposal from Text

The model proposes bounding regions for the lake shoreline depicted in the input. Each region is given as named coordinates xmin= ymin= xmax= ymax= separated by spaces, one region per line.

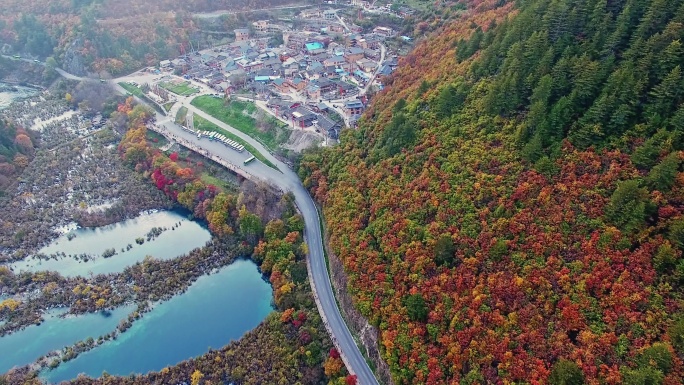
xmin=9 ymin=207 xmax=210 ymax=275
xmin=1 ymin=86 xmax=338 ymax=385
xmin=0 ymin=89 xmax=173 ymax=262
xmin=40 ymin=259 xmax=273 ymax=383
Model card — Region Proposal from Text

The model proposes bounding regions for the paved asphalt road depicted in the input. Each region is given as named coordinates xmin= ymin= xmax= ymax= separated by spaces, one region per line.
xmin=112 ymin=80 xmax=381 ymax=384
xmin=157 ymin=108 xmax=380 ymax=385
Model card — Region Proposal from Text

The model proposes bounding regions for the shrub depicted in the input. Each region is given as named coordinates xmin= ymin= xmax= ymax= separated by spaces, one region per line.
xmin=636 ymin=343 xmax=673 ymax=374
xmin=549 ymin=359 xmax=584 ymax=385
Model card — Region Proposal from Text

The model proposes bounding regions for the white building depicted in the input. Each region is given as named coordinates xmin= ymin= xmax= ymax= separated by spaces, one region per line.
xmin=373 ymin=26 xmax=395 ymax=37
xmin=323 ymin=10 xmax=336 ymax=20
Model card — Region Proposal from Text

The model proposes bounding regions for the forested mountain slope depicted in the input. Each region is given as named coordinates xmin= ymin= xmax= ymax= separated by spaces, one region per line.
xmin=300 ymin=0 xmax=684 ymax=383
xmin=0 ymin=0 xmax=311 ymax=75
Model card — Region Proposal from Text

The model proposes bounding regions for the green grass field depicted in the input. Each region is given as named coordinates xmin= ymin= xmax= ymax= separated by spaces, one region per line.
xmin=200 ymin=173 xmax=234 ymax=191
xmin=162 ymin=102 xmax=174 ymax=112
xmin=191 ymin=96 xmax=287 ymax=151
xmin=159 ymin=81 xmax=198 ymax=96
xmin=193 ymin=115 xmax=278 ymax=171
xmin=175 ymin=107 xmax=188 ymax=125
xmin=145 ymin=130 xmax=169 ymax=148
xmin=118 ymin=82 xmax=144 ymax=97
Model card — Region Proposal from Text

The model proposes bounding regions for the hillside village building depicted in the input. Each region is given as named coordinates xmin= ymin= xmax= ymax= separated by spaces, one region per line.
xmin=158 ymin=7 xmax=407 ymax=140
xmin=234 ymin=29 xmax=250 ymax=41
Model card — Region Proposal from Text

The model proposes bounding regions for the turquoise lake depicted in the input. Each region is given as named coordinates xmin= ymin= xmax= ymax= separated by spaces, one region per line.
xmin=0 ymin=211 xmax=273 ymax=381
xmin=42 ymin=259 xmax=273 ymax=383
xmin=0 ymin=305 xmax=135 ymax=374
xmin=9 ymin=211 xmax=212 ymax=277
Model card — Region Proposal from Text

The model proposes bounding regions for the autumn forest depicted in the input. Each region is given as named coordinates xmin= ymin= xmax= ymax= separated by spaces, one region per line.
xmin=3 ymin=0 xmax=684 ymax=384
xmin=0 ymin=0 xmax=314 ymax=75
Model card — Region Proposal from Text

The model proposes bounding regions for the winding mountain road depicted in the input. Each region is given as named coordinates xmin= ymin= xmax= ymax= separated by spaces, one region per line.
xmin=54 ymin=68 xmax=84 ymax=81
xmin=110 ymin=75 xmax=381 ymax=384
xmin=155 ymin=100 xmax=379 ymax=385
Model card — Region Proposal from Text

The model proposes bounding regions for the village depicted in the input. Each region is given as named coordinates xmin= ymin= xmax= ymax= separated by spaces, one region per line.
xmin=142 ymin=3 xmax=409 ymax=143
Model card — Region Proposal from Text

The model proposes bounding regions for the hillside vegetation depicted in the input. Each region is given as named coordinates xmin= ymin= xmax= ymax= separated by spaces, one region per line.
xmin=300 ymin=0 xmax=684 ymax=384
xmin=0 ymin=0 xmax=311 ymax=75
xmin=0 ymin=119 xmax=36 ymax=197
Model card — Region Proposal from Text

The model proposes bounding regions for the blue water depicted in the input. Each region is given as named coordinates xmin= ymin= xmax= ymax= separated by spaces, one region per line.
xmin=43 ymin=259 xmax=273 ymax=383
xmin=9 ymin=211 xmax=211 ymax=277
xmin=0 ymin=305 xmax=135 ymax=374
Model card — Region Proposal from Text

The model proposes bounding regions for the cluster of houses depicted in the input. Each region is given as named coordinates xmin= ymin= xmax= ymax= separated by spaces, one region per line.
xmin=157 ymin=7 xmax=404 ymax=136
xmin=160 ymin=28 xmax=396 ymax=92
xmin=343 ymin=0 xmax=417 ymax=18
xmin=265 ymin=99 xmax=350 ymax=139
xmin=264 ymin=97 xmax=374 ymax=139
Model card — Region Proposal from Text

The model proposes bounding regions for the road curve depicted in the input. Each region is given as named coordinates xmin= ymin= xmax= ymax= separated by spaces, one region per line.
xmin=109 ymin=79 xmax=380 ymax=384
xmin=54 ymin=68 xmax=84 ymax=81
xmin=177 ymin=101 xmax=380 ymax=385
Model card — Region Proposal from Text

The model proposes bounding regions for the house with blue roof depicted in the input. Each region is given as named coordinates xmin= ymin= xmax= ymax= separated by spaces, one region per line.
xmin=377 ymin=64 xmax=393 ymax=79
xmin=309 ymin=61 xmax=325 ymax=70
xmin=288 ymin=77 xmax=308 ymax=91
xmin=353 ymin=70 xmax=369 ymax=80
xmin=273 ymin=78 xmax=289 ymax=92
xmin=344 ymin=100 xmax=364 ymax=115
xmin=223 ymin=60 xmax=237 ymax=72
xmin=305 ymin=41 xmax=326 ymax=55
xmin=306 ymin=84 xmax=321 ymax=99
xmin=316 ymin=114 xmax=342 ymax=139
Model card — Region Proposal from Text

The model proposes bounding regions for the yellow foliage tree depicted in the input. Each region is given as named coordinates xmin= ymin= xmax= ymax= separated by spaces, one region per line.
xmin=13 ymin=154 xmax=29 ymax=168
xmin=323 ymin=356 xmax=343 ymax=377
xmin=43 ymin=282 xmax=59 ymax=294
xmin=278 ymin=282 xmax=294 ymax=296
xmin=280 ymin=308 xmax=295 ymax=323
xmin=0 ymin=298 xmax=21 ymax=311
xmin=191 ymin=370 xmax=204 ymax=385
xmin=299 ymin=242 xmax=309 ymax=256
